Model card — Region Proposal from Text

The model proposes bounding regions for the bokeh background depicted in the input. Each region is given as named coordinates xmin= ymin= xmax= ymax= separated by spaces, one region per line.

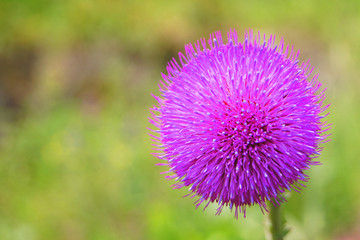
xmin=0 ymin=0 xmax=359 ymax=239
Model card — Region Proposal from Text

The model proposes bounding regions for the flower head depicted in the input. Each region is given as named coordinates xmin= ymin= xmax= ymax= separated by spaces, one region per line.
xmin=149 ymin=29 xmax=330 ymax=218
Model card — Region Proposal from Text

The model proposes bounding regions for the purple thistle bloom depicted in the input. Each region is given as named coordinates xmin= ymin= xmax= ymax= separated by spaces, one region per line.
xmin=149 ymin=29 xmax=330 ymax=218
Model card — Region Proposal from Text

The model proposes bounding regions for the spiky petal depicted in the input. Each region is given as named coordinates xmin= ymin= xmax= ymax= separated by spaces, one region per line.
xmin=149 ymin=29 xmax=330 ymax=218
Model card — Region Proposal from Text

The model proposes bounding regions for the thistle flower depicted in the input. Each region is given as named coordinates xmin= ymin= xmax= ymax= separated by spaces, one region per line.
xmin=149 ymin=29 xmax=330 ymax=218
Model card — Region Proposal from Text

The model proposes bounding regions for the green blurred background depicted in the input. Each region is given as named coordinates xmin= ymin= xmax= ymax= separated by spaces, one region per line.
xmin=0 ymin=0 xmax=359 ymax=239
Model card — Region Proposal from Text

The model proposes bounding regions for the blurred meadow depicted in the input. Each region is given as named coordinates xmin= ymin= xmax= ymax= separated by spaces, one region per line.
xmin=0 ymin=0 xmax=359 ymax=239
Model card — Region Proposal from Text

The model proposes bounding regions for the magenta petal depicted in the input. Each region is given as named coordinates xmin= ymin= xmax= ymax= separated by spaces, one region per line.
xmin=149 ymin=29 xmax=330 ymax=218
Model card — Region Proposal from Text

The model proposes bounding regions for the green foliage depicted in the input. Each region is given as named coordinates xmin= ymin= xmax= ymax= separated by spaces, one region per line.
xmin=0 ymin=0 xmax=360 ymax=239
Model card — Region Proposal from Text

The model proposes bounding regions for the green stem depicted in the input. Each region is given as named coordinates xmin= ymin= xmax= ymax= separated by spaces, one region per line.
xmin=270 ymin=204 xmax=284 ymax=240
